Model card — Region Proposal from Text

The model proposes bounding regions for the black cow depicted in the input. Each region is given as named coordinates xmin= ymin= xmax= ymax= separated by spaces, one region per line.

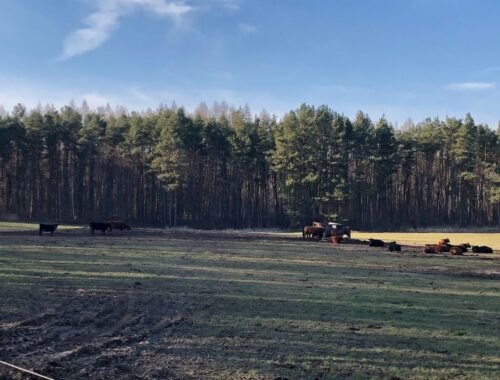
xmin=387 ymin=242 xmax=401 ymax=252
xmin=90 ymin=222 xmax=111 ymax=235
xmin=368 ymin=239 xmax=385 ymax=247
xmin=39 ymin=223 xmax=58 ymax=236
xmin=472 ymin=245 xmax=493 ymax=254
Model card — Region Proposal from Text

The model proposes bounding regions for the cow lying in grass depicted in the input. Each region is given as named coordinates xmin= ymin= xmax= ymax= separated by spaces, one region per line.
xmin=39 ymin=223 xmax=58 ymax=236
xmin=368 ymin=239 xmax=385 ymax=247
xmin=387 ymin=242 xmax=401 ymax=252
xmin=454 ymin=243 xmax=471 ymax=252
xmin=424 ymin=244 xmax=449 ymax=254
xmin=472 ymin=245 xmax=493 ymax=253
xmin=429 ymin=240 xmax=470 ymax=254
xmin=450 ymin=247 xmax=463 ymax=255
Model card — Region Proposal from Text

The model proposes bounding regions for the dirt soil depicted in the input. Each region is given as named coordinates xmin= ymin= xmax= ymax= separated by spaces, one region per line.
xmin=1 ymin=290 xmax=197 ymax=379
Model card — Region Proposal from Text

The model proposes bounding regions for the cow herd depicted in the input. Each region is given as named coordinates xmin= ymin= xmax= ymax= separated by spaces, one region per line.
xmin=302 ymin=225 xmax=324 ymax=240
xmin=302 ymin=225 xmax=494 ymax=255
xmin=365 ymin=237 xmax=494 ymax=254
xmin=302 ymin=222 xmax=351 ymax=241
xmin=424 ymin=238 xmax=493 ymax=254
xmin=38 ymin=221 xmax=131 ymax=236
xmin=365 ymin=237 xmax=493 ymax=254
xmin=36 ymin=221 xmax=496 ymax=255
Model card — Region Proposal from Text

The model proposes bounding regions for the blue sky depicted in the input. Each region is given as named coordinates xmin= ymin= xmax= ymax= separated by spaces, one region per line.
xmin=1 ymin=0 xmax=500 ymax=126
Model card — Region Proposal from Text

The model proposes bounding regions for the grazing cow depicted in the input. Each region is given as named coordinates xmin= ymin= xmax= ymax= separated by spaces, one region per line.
xmin=303 ymin=226 xmax=324 ymax=240
xmin=303 ymin=226 xmax=313 ymax=239
xmin=90 ymin=222 xmax=111 ymax=235
xmin=472 ymin=245 xmax=493 ymax=254
xmin=368 ymin=239 xmax=385 ymax=247
xmin=311 ymin=226 xmax=324 ymax=240
xmin=387 ymin=242 xmax=401 ymax=252
xmin=438 ymin=238 xmax=450 ymax=245
xmin=328 ymin=236 xmax=343 ymax=245
xmin=424 ymin=244 xmax=448 ymax=254
xmin=39 ymin=223 xmax=58 ymax=236
xmin=110 ymin=221 xmax=131 ymax=232
xmin=450 ymin=247 xmax=463 ymax=255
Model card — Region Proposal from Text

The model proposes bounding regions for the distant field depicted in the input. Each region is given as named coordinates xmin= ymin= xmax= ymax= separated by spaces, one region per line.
xmin=1 ymin=224 xmax=499 ymax=379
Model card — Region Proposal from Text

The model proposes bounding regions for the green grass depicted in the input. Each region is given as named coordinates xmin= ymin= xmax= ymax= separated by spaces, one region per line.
xmin=0 ymin=226 xmax=499 ymax=379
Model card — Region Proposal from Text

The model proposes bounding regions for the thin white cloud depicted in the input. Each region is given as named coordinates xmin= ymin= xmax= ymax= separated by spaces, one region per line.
xmin=480 ymin=67 xmax=500 ymax=73
xmin=446 ymin=82 xmax=495 ymax=91
xmin=238 ymin=23 xmax=257 ymax=33
xmin=59 ymin=0 xmax=192 ymax=60
xmin=192 ymin=0 xmax=240 ymax=12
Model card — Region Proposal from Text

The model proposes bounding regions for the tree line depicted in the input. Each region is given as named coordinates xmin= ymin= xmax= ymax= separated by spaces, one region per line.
xmin=0 ymin=102 xmax=498 ymax=229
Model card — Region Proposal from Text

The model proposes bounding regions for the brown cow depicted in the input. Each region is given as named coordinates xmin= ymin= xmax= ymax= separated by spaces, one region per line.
xmin=328 ymin=236 xmax=343 ymax=244
xmin=438 ymin=238 xmax=450 ymax=245
xmin=454 ymin=243 xmax=470 ymax=252
xmin=303 ymin=226 xmax=324 ymax=240
xmin=424 ymin=244 xmax=448 ymax=254
xmin=450 ymin=247 xmax=463 ymax=255
xmin=303 ymin=226 xmax=313 ymax=239
xmin=423 ymin=245 xmax=434 ymax=254
xmin=311 ymin=226 xmax=324 ymax=240
xmin=110 ymin=221 xmax=131 ymax=232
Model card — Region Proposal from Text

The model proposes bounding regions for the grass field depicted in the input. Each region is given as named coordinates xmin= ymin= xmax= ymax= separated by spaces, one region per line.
xmin=0 ymin=223 xmax=499 ymax=379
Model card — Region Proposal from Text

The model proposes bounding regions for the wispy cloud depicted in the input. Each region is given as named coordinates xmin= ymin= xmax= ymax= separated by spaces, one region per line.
xmin=445 ymin=82 xmax=495 ymax=91
xmin=238 ymin=23 xmax=256 ymax=33
xmin=193 ymin=0 xmax=240 ymax=12
xmin=59 ymin=0 xmax=192 ymax=60
xmin=480 ymin=67 xmax=500 ymax=73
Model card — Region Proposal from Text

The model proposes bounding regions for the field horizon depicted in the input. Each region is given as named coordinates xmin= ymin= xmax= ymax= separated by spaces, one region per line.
xmin=2 ymin=221 xmax=498 ymax=250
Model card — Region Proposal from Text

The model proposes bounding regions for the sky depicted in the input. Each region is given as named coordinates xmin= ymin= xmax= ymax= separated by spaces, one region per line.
xmin=1 ymin=0 xmax=500 ymax=127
